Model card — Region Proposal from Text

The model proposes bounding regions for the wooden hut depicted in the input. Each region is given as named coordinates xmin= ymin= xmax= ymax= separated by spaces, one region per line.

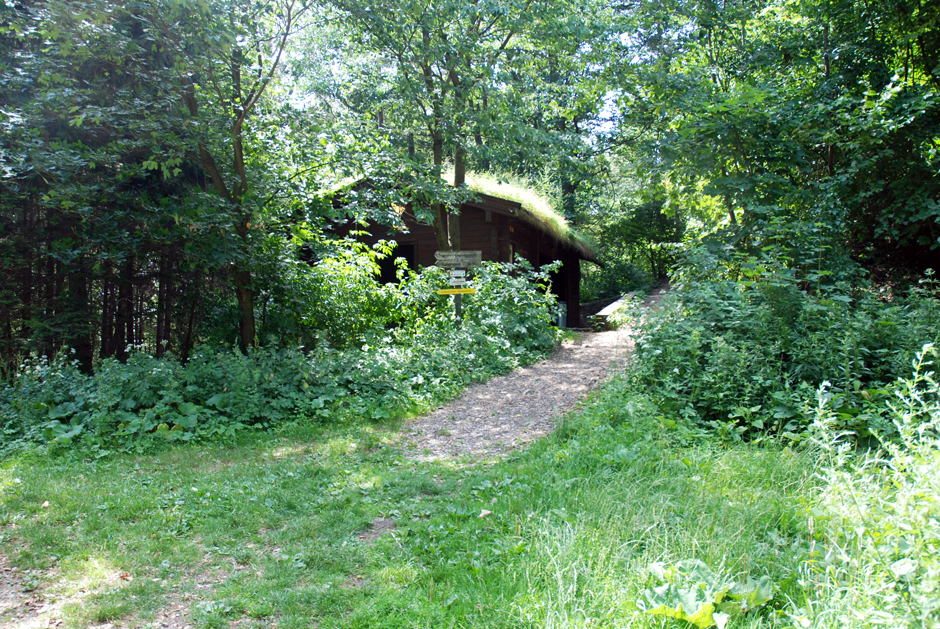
xmin=334 ymin=174 xmax=599 ymax=327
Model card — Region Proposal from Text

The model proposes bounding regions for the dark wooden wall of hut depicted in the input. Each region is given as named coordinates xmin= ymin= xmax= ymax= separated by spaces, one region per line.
xmin=335 ymin=202 xmax=584 ymax=326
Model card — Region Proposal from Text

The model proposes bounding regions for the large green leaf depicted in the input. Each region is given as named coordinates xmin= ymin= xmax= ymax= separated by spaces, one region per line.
xmin=639 ymin=560 xmax=774 ymax=628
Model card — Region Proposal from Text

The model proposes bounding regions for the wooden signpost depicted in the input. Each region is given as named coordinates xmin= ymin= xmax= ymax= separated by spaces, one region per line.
xmin=435 ymin=251 xmax=481 ymax=323
xmin=434 ymin=250 xmax=482 ymax=269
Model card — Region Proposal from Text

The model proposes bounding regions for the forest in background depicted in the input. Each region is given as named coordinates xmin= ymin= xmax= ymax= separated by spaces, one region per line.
xmin=1 ymin=0 xmax=937 ymax=376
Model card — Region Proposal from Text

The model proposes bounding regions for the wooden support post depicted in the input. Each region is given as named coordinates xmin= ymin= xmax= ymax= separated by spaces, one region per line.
xmin=565 ymin=257 xmax=580 ymax=328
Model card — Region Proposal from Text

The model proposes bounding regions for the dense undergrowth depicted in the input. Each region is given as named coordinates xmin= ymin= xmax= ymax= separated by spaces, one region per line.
xmin=593 ymin=247 xmax=940 ymax=627
xmin=797 ymin=344 xmax=940 ymax=627
xmin=616 ymin=248 xmax=939 ymax=443
xmin=0 ymin=257 xmax=560 ymax=456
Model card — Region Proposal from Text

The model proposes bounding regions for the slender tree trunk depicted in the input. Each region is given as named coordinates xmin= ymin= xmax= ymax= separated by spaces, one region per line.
xmin=43 ymin=251 xmax=55 ymax=359
xmin=116 ymin=257 xmax=134 ymax=362
xmin=180 ymin=279 xmax=199 ymax=364
xmin=720 ymin=164 xmax=738 ymax=225
xmin=232 ymin=265 xmax=255 ymax=351
xmin=18 ymin=242 xmax=33 ymax=349
xmin=156 ymin=252 xmax=168 ymax=358
xmin=162 ymin=257 xmax=172 ymax=355
xmin=430 ymin=130 xmax=451 ymax=250
xmin=58 ymin=208 xmax=93 ymax=372
xmin=449 ymin=144 xmax=466 ymax=251
xmin=100 ymin=268 xmax=113 ymax=358
xmin=180 ymin=77 xmax=259 ymax=352
xmin=67 ymin=261 xmax=93 ymax=374
xmin=474 ymin=92 xmax=489 ymax=172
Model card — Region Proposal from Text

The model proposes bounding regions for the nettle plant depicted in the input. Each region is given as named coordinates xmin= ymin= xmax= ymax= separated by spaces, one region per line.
xmin=629 ymin=248 xmax=938 ymax=442
xmin=0 ymin=255 xmax=561 ymax=455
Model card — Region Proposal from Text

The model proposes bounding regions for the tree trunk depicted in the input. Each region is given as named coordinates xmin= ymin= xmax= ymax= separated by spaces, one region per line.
xmin=449 ymin=144 xmax=466 ymax=251
xmin=162 ymin=257 xmax=172 ymax=356
xmin=180 ymin=277 xmax=199 ymax=364
xmin=232 ymin=267 xmax=255 ymax=351
xmin=720 ymin=164 xmax=738 ymax=225
xmin=116 ymin=257 xmax=134 ymax=362
xmin=430 ymin=130 xmax=451 ymax=250
xmin=156 ymin=252 xmax=168 ymax=358
xmin=42 ymin=246 xmax=55 ymax=359
xmin=100 ymin=268 xmax=113 ymax=358
xmin=66 ymin=261 xmax=93 ymax=374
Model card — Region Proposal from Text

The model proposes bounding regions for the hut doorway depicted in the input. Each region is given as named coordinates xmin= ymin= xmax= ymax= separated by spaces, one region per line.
xmin=378 ymin=242 xmax=416 ymax=283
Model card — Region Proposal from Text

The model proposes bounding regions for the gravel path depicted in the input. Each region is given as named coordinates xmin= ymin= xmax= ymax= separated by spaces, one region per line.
xmin=402 ymin=287 xmax=668 ymax=463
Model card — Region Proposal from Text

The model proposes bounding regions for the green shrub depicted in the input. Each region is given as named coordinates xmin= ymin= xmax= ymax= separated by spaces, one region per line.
xmin=303 ymin=242 xmax=402 ymax=349
xmin=626 ymin=248 xmax=938 ymax=441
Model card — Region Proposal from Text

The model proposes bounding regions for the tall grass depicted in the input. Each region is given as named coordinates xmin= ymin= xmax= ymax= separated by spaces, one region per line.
xmin=472 ymin=388 xmax=811 ymax=628
xmin=795 ymin=345 xmax=940 ymax=628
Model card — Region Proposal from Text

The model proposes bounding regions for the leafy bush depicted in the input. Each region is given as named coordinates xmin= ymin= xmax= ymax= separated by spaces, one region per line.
xmin=0 ymin=259 xmax=560 ymax=455
xmin=198 ymin=238 xmax=402 ymax=351
xmin=462 ymin=259 xmax=560 ymax=354
xmin=302 ymin=241 xmax=402 ymax=349
xmin=627 ymin=248 xmax=938 ymax=441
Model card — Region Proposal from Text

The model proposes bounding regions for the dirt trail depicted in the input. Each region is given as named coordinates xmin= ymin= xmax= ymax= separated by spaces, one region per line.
xmin=403 ymin=287 xmax=669 ymax=463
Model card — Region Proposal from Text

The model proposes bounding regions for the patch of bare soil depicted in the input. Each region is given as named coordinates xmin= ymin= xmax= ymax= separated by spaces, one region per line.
xmin=144 ymin=588 xmax=193 ymax=629
xmin=403 ymin=286 xmax=669 ymax=463
xmin=341 ymin=576 xmax=368 ymax=590
xmin=358 ymin=517 xmax=397 ymax=544
xmin=0 ymin=550 xmax=227 ymax=629
xmin=0 ymin=553 xmax=54 ymax=629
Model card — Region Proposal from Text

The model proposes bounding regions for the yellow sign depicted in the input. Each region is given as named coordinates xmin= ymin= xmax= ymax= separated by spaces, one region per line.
xmin=437 ymin=288 xmax=476 ymax=295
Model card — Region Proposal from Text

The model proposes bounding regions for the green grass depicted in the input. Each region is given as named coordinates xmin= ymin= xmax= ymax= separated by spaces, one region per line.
xmin=0 ymin=373 xmax=825 ymax=629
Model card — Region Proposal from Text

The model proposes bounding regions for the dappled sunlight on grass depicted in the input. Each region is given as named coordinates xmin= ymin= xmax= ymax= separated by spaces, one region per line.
xmin=0 ymin=370 xmax=897 ymax=629
xmin=350 ymin=472 xmax=384 ymax=491
xmin=269 ymin=443 xmax=312 ymax=459
xmin=0 ymin=403 xmax=820 ymax=629
xmin=54 ymin=554 xmax=130 ymax=604
xmin=62 ymin=554 xmax=123 ymax=588
xmin=0 ymin=466 xmax=21 ymax=501
xmin=376 ymin=562 xmax=420 ymax=588
xmin=0 ymin=553 xmax=134 ymax=629
xmin=318 ymin=436 xmax=360 ymax=457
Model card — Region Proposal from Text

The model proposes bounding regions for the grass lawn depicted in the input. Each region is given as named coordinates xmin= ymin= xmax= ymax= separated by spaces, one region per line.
xmin=0 ymin=375 xmax=818 ymax=629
